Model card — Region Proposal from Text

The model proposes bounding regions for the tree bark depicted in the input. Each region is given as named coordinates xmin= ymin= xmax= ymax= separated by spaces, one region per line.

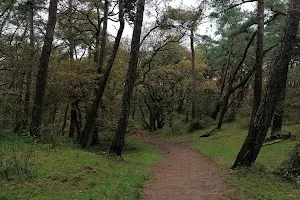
xmin=22 ymin=0 xmax=34 ymax=133
xmin=271 ymin=89 xmax=285 ymax=134
xmin=110 ymin=0 xmax=146 ymax=156
xmin=69 ymin=100 xmax=78 ymax=138
xmin=220 ymin=40 xmax=233 ymax=96
xmin=30 ymin=0 xmax=58 ymax=137
xmin=79 ymin=0 xmax=125 ymax=148
xmin=61 ymin=101 xmax=70 ymax=134
xmin=68 ymin=0 xmax=75 ymax=60
xmin=97 ymin=0 xmax=108 ymax=73
xmin=217 ymin=93 xmax=230 ymax=129
xmin=232 ymin=0 xmax=300 ymax=168
xmin=250 ymin=0 xmax=264 ymax=125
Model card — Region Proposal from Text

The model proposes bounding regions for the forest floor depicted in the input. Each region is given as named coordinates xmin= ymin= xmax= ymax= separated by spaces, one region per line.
xmin=1 ymin=120 xmax=300 ymax=200
xmin=155 ymin=120 xmax=300 ymax=200
xmin=134 ymin=132 xmax=232 ymax=200
xmin=0 ymin=133 xmax=162 ymax=200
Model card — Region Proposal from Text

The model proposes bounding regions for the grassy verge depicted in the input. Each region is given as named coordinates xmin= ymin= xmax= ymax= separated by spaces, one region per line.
xmin=0 ymin=133 xmax=162 ymax=200
xmin=160 ymin=121 xmax=300 ymax=200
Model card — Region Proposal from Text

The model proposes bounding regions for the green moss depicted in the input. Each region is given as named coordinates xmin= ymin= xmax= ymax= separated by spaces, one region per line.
xmin=0 ymin=134 xmax=162 ymax=200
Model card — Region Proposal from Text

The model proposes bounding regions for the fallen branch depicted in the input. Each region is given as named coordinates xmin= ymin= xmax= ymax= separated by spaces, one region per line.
xmin=264 ymin=132 xmax=296 ymax=142
xmin=263 ymin=132 xmax=296 ymax=146
xmin=262 ymin=139 xmax=283 ymax=146
xmin=200 ymin=128 xmax=218 ymax=138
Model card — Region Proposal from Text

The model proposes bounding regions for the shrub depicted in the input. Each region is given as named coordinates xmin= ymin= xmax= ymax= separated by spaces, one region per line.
xmin=188 ymin=118 xmax=206 ymax=132
xmin=0 ymin=147 xmax=35 ymax=181
xmin=280 ymin=143 xmax=300 ymax=185
xmin=199 ymin=115 xmax=214 ymax=125
xmin=37 ymin=124 xmax=61 ymax=148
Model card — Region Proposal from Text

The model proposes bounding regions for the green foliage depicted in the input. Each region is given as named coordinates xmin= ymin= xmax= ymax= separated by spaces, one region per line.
xmin=284 ymin=67 xmax=300 ymax=124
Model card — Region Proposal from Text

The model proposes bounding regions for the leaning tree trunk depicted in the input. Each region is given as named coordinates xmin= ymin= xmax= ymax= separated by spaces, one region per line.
xmin=97 ymin=0 xmax=108 ymax=73
xmin=217 ymin=93 xmax=231 ymax=129
xmin=250 ymin=0 xmax=264 ymax=125
xmin=30 ymin=0 xmax=58 ymax=137
xmin=109 ymin=0 xmax=146 ymax=156
xmin=232 ymin=0 xmax=300 ymax=168
xmin=79 ymin=0 xmax=124 ymax=148
xmin=211 ymin=31 xmax=257 ymax=124
xmin=211 ymin=41 xmax=233 ymax=120
xmin=271 ymin=89 xmax=286 ymax=134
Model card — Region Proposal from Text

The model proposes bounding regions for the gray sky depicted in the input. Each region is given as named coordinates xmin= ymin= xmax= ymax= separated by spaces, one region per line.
xmin=108 ymin=0 xmax=255 ymax=41
xmin=108 ymin=0 xmax=202 ymax=38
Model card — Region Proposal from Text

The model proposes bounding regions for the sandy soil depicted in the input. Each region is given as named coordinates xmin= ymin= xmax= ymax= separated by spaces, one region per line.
xmin=135 ymin=133 xmax=232 ymax=200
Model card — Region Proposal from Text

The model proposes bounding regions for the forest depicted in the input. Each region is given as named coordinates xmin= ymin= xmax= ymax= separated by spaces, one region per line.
xmin=1 ymin=0 xmax=300 ymax=199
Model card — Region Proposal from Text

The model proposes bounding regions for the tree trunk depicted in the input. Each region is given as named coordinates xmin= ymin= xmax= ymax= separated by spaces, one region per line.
xmin=14 ymin=1 xmax=34 ymax=134
xmin=232 ymin=0 xmax=300 ymax=168
xmin=220 ymin=41 xmax=233 ymax=96
xmin=61 ymin=101 xmax=70 ymax=134
xmin=217 ymin=93 xmax=230 ymax=129
xmin=211 ymin=41 xmax=233 ymax=120
xmin=211 ymin=32 xmax=257 ymax=122
xmin=250 ymin=0 xmax=264 ymax=125
xmin=177 ymin=90 xmax=184 ymax=114
xmin=22 ymin=1 xmax=34 ymax=133
xmin=79 ymin=0 xmax=125 ymax=148
xmin=191 ymin=29 xmax=196 ymax=119
xmin=30 ymin=0 xmax=58 ymax=137
xmin=211 ymin=100 xmax=222 ymax=120
xmin=109 ymin=0 xmax=146 ymax=156
xmin=271 ymin=90 xmax=285 ymax=134
xmin=139 ymin=104 xmax=150 ymax=130
xmin=13 ymin=74 xmax=24 ymax=133
xmin=97 ymin=0 xmax=108 ymax=73
xmin=149 ymin=109 xmax=156 ymax=131
xmin=68 ymin=0 xmax=75 ymax=60
xmin=69 ymin=100 xmax=77 ymax=138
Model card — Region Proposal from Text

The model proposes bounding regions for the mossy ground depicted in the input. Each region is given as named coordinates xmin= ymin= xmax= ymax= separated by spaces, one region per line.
xmin=159 ymin=120 xmax=300 ymax=200
xmin=0 ymin=133 xmax=162 ymax=200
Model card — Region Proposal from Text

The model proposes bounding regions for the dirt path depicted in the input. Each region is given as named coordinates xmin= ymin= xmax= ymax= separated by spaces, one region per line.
xmin=135 ymin=134 xmax=232 ymax=200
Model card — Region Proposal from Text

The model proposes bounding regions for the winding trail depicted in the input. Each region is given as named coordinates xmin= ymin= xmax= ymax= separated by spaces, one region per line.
xmin=135 ymin=133 xmax=232 ymax=200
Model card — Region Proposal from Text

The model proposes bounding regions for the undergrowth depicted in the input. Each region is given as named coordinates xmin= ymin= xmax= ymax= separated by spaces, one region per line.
xmin=0 ymin=132 xmax=162 ymax=200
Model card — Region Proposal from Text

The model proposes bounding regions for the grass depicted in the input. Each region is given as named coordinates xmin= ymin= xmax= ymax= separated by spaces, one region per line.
xmin=0 ymin=133 xmax=162 ymax=200
xmin=159 ymin=120 xmax=300 ymax=200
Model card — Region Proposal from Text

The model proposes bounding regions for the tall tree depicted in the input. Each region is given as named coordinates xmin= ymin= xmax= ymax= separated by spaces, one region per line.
xmin=79 ymin=0 xmax=125 ymax=148
xmin=232 ymin=0 xmax=300 ymax=168
xmin=250 ymin=0 xmax=264 ymax=125
xmin=109 ymin=0 xmax=146 ymax=156
xmin=13 ymin=0 xmax=35 ymax=134
xmin=30 ymin=0 xmax=58 ymax=137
